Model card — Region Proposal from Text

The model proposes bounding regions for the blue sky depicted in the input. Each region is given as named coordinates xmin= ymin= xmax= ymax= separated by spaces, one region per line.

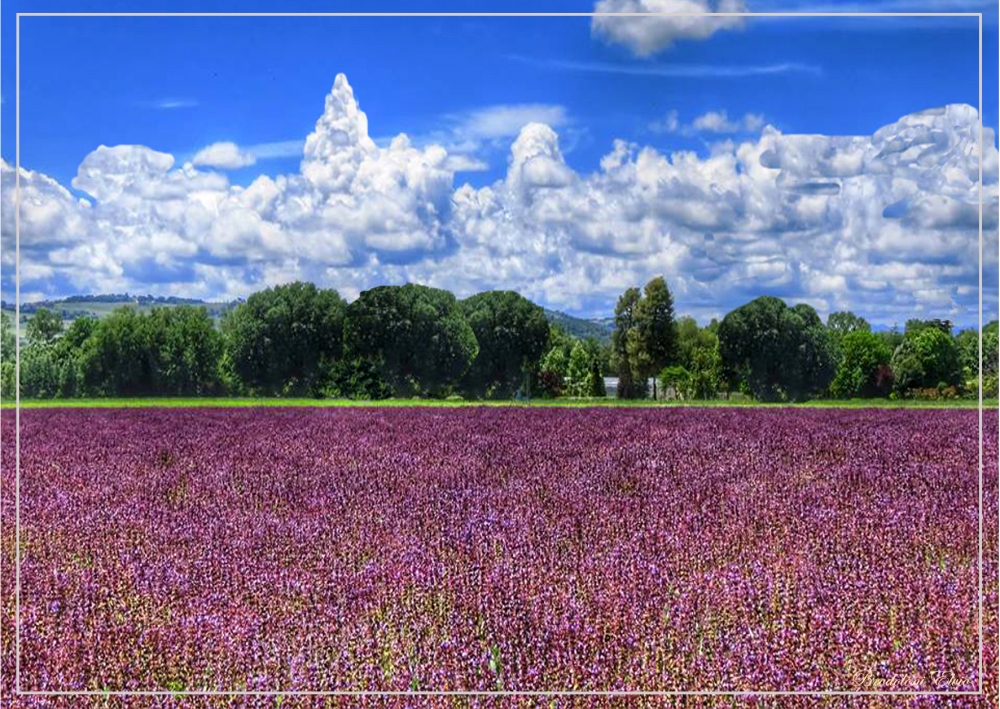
xmin=1 ymin=1 xmax=998 ymax=326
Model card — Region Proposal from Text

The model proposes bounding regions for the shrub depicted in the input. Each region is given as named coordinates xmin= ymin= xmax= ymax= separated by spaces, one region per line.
xmin=586 ymin=360 xmax=606 ymax=398
xmin=830 ymin=330 xmax=892 ymax=399
xmin=321 ymin=357 xmax=391 ymax=400
xmin=535 ymin=370 xmax=563 ymax=399
xmin=659 ymin=365 xmax=692 ymax=400
xmin=906 ymin=386 xmax=959 ymax=401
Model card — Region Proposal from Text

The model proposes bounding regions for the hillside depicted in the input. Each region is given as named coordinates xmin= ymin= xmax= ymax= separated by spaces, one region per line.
xmin=543 ymin=308 xmax=614 ymax=344
xmin=1 ymin=295 xmax=236 ymax=322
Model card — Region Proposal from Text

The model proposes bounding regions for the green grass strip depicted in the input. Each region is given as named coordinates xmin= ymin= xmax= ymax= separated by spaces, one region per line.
xmin=1 ymin=397 xmax=995 ymax=410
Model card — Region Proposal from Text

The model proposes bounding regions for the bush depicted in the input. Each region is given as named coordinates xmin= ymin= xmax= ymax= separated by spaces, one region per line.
xmin=906 ymin=385 xmax=959 ymax=401
xmin=891 ymin=327 xmax=961 ymax=396
xmin=874 ymin=364 xmax=895 ymax=397
xmin=535 ymin=370 xmax=563 ymax=399
xmin=0 ymin=359 xmax=14 ymax=401
xmin=321 ymin=357 xmax=391 ymax=400
xmin=21 ymin=345 xmax=60 ymax=398
xmin=830 ymin=330 xmax=892 ymax=399
xmin=659 ymin=365 xmax=691 ymax=400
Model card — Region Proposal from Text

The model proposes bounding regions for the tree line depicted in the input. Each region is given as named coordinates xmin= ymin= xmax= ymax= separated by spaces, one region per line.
xmin=1 ymin=278 xmax=996 ymax=402
xmin=1 ymin=283 xmax=597 ymax=401
xmin=610 ymin=286 xmax=997 ymax=403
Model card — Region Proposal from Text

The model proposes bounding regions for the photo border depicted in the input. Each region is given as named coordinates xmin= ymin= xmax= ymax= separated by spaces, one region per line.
xmin=6 ymin=9 xmax=989 ymax=698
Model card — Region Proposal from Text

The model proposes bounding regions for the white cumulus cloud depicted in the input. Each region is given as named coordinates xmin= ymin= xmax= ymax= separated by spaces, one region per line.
xmin=2 ymin=73 xmax=997 ymax=326
xmin=652 ymin=109 xmax=767 ymax=135
xmin=692 ymin=110 xmax=766 ymax=133
xmin=192 ymin=142 xmax=257 ymax=170
xmin=592 ymin=0 xmax=748 ymax=56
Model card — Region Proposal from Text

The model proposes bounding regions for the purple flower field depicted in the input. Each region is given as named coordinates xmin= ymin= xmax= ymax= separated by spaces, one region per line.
xmin=1 ymin=407 xmax=997 ymax=706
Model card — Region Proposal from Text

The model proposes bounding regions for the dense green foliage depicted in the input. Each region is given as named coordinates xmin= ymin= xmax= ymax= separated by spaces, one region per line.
xmin=344 ymin=284 xmax=479 ymax=397
xmin=611 ymin=287 xmax=644 ymax=399
xmin=830 ymin=330 xmax=893 ymax=399
xmin=675 ymin=316 xmax=723 ymax=399
xmin=536 ymin=325 xmax=608 ymax=398
xmin=460 ymin=291 xmax=549 ymax=399
xmin=25 ymin=307 xmax=64 ymax=345
xmin=322 ymin=357 xmax=392 ymax=401
xmin=3 ymin=278 xmax=994 ymax=404
xmin=221 ymin=282 xmax=345 ymax=396
xmin=12 ymin=306 xmax=222 ymax=398
xmin=956 ymin=321 xmax=999 ymax=396
xmin=826 ymin=311 xmax=870 ymax=362
xmin=1 ymin=313 xmax=16 ymax=399
xmin=890 ymin=322 xmax=962 ymax=395
xmin=717 ymin=297 xmax=835 ymax=402
xmin=610 ymin=277 xmax=678 ymax=400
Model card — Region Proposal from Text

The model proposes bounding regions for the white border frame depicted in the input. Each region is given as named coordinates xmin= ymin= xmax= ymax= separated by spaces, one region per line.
xmin=5 ymin=9 xmax=988 ymax=699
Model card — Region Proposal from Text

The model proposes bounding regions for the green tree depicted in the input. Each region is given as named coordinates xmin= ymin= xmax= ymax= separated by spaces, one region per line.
xmin=611 ymin=276 xmax=678 ymax=399
xmin=956 ymin=321 xmax=999 ymax=382
xmin=687 ymin=345 xmax=722 ymax=400
xmin=791 ymin=304 xmax=838 ymax=401
xmin=827 ymin=311 xmax=870 ymax=361
xmin=79 ymin=308 xmax=152 ymax=396
xmin=566 ymin=340 xmax=592 ymax=396
xmin=53 ymin=317 xmax=98 ymax=397
xmin=221 ymin=282 xmax=346 ymax=396
xmin=22 ymin=310 xmax=94 ymax=399
xmin=676 ymin=317 xmax=715 ymax=369
xmin=146 ymin=306 xmax=223 ymax=395
xmin=912 ymin=327 xmax=960 ymax=389
xmin=1 ymin=313 xmax=15 ymax=400
xmin=611 ymin=287 xmax=644 ymax=399
xmin=889 ymin=339 xmax=924 ymax=395
xmin=25 ymin=308 xmax=63 ymax=345
xmin=585 ymin=358 xmax=606 ymax=397
xmin=830 ymin=330 xmax=892 ymax=398
xmin=344 ymin=283 xmax=479 ymax=397
xmin=987 ymin=322 xmax=1000 ymax=379
xmin=536 ymin=323 xmax=580 ymax=397
xmin=20 ymin=344 xmax=60 ymax=398
xmin=675 ymin=316 xmax=721 ymax=400
xmin=717 ymin=296 xmax=835 ymax=402
xmin=956 ymin=327 xmax=978 ymax=377
xmin=891 ymin=326 xmax=962 ymax=395
xmin=539 ymin=325 xmax=575 ymax=374
xmin=459 ymin=291 xmax=549 ymax=399
xmin=827 ymin=311 xmax=870 ymax=336
xmin=877 ymin=326 xmax=904 ymax=353
xmin=633 ymin=277 xmax=677 ymax=398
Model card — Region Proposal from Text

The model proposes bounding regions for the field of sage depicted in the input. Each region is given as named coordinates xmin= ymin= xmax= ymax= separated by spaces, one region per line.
xmin=0 ymin=407 xmax=996 ymax=705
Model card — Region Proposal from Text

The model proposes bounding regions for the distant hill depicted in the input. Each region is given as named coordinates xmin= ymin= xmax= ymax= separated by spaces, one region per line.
xmin=1 ymin=294 xmax=237 ymax=321
xmin=543 ymin=308 xmax=614 ymax=344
